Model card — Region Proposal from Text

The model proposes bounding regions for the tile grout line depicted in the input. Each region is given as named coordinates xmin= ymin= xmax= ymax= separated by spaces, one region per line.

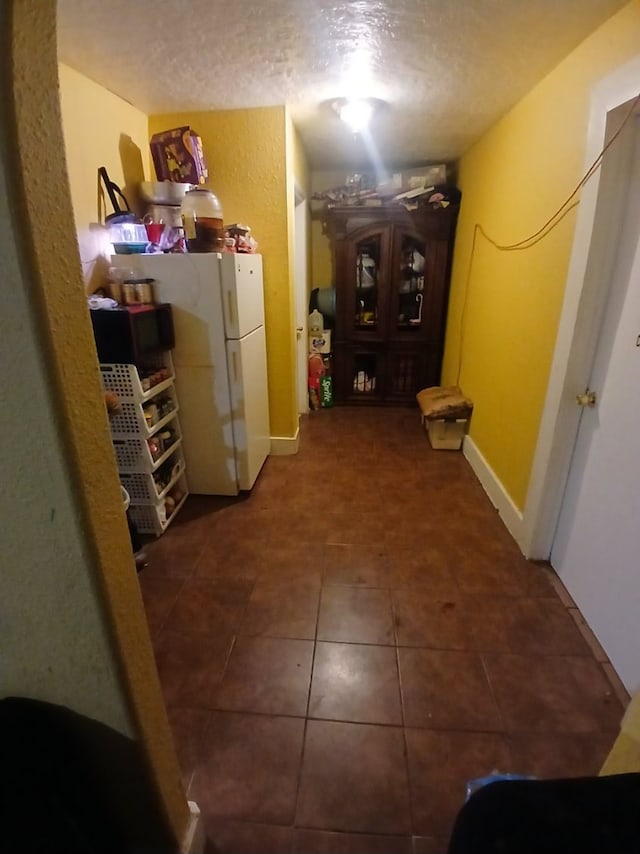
xmin=290 ymin=543 xmax=325 ymax=830
xmin=392 ymin=592 xmax=417 ymax=838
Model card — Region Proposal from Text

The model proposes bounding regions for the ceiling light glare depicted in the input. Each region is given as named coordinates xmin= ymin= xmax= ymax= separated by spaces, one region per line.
xmin=339 ymin=99 xmax=374 ymax=134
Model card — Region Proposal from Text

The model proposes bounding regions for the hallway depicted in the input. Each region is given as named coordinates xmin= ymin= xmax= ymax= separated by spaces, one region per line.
xmin=139 ymin=407 xmax=626 ymax=854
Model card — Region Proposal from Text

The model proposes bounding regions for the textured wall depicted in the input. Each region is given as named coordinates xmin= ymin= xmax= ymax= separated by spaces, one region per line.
xmin=310 ymin=169 xmax=349 ymax=289
xmin=1 ymin=0 xmax=189 ymax=843
xmin=1 ymin=0 xmax=133 ymax=742
xmin=442 ymin=0 xmax=640 ymax=510
xmin=58 ymin=63 xmax=150 ymax=291
xmin=149 ymin=107 xmax=298 ymax=440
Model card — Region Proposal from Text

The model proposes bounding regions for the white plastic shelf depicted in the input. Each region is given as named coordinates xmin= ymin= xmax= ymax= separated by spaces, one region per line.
xmin=128 ymin=479 xmax=189 ymax=536
xmin=100 ymin=354 xmax=174 ymax=404
xmin=108 ymin=388 xmax=179 ymax=439
xmin=120 ymin=453 xmax=185 ymax=506
xmin=112 ymin=415 xmax=182 ymax=473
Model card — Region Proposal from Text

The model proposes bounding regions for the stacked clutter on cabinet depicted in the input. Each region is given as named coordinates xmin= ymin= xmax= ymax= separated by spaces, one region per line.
xmin=100 ymin=354 xmax=189 ymax=535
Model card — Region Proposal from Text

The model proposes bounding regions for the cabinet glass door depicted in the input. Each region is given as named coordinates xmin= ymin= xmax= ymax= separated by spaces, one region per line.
xmin=394 ymin=233 xmax=428 ymax=332
xmin=353 ymin=235 xmax=382 ymax=332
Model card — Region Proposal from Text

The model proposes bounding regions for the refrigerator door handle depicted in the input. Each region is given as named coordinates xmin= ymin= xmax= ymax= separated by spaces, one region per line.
xmin=232 ymin=350 xmax=238 ymax=383
xmin=227 ymin=290 xmax=235 ymax=333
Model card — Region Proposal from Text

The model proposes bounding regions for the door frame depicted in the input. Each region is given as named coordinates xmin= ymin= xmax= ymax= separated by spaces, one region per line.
xmin=294 ymin=183 xmax=310 ymax=415
xmin=522 ymin=55 xmax=640 ymax=558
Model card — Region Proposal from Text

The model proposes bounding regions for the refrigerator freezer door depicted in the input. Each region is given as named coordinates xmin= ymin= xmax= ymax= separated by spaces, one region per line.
xmin=173 ymin=364 xmax=239 ymax=495
xmin=113 ymin=253 xmax=225 ymax=368
xmin=226 ymin=325 xmax=270 ymax=490
xmin=220 ymin=253 xmax=264 ymax=339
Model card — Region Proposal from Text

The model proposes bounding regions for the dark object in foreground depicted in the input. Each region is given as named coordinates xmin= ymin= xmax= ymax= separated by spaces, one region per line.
xmin=448 ymin=772 xmax=640 ymax=854
xmin=0 ymin=697 xmax=175 ymax=854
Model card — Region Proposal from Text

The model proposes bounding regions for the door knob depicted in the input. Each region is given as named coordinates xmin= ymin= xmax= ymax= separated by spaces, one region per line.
xmin=296 ymin=327 xmax=303 ymax=333
xmin=576 ymin=389 xmax=597 ymax=407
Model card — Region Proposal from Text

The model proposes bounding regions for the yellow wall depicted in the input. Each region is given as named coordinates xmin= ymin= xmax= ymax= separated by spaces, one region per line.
xmin=442 ymin=0 xmax=640 ymax=510
xmin=310 ymin=170 xmax=349 ymax=289
xmin=149 ymin=107 xmax=297 ymax=441
xmin=58 ymin=63 xmax=150 ymax=291
xmin=8 ymin=2 xmax=188 ymax=845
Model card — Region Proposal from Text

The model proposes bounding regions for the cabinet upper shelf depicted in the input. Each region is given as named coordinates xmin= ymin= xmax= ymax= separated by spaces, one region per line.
xmin=321 ymin=203 xmax=459 ymax=242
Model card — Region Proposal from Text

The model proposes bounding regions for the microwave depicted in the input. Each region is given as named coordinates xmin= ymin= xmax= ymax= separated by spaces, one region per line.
xmin=90 ymin=303 xmax=174 ymax=365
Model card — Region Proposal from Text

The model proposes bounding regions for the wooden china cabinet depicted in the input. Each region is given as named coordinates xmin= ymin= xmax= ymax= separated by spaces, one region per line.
xmin=323 ymin=203 xmax=459 ymax=404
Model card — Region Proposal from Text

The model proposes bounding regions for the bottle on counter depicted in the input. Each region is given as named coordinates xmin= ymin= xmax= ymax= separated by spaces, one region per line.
xmin=181 ymin=186 xmax=224 ymax=252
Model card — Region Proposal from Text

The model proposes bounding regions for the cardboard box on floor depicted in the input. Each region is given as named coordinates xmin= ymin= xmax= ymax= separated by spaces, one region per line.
xmin=416 ymin=385 xmax=473 ymax=451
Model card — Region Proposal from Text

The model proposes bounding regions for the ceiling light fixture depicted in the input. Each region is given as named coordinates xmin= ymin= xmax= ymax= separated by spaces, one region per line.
xmin=339 ymin=98 xmax=374 ymax=134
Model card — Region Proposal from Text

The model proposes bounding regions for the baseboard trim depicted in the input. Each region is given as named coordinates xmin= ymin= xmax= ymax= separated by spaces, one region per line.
xmin=180 ymin=801 xmax=204 ymax=854
xmin=270 ymin=426 xmax=300 ymax=456
xmin=462 ymin=435 xmax=526 ymax=553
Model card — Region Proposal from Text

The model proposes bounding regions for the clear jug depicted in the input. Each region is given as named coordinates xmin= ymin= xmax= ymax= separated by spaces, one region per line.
xmin=181 ymin=186 xmax=224 ymax=252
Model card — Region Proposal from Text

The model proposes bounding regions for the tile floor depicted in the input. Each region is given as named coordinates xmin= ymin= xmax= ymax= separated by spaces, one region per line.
xmin=139 ymin=407 xmax=627 ymax=854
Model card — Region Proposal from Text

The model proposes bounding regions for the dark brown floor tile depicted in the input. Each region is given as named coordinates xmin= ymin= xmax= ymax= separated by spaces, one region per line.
xmin=323 ymin=514 xmax=387 ymax=547
xmin=384 ymin=519 xmax=445 ymax=550
xmin=202 ymin=818 xmax=293 ymax=854
xmin=161 ymin=504 xmax=218 ymax=546
xmin=393 ymin=590 xmax=475 ymax=649
xmin=412 ymin=837 xmax=449 ymax=854
xmin=195 ymin=537 xmax=266 ymax=583
xmin=191 ymin=711 xmax=305 ymax=825
xmin=317 ymin=587 xmax=394 ymax=645
xmin=165 ymin=706 xmax=210 ymax=789
xmin=240 ymin=580 xmax=319 ymax=639
xmin=452 ymin=541 xmax=541 ymax=597
xmin=508 ymin=598 xmax=590 ymax=656
xmin=406 ymin=729 xmax=512 ymax=838
xmin=250 ymin=478 xmax=295 ymax=511
xmin=214 ymin=636 xmax=313 ymax=716
xmin=154 ymin=630 xmax=232 ymax=707
xmin=267 ymin=509 xmax=332 ymax=542
xmin=399 ymin=648 xmax=502 ymax=730
xmin=166 ymin=577 xmax=253 ymax=638
xmin=567 ymin=608 xmax=609 ymax=662
xmin=547 ymin=571 xmax=577 ymax=607
xmin=483 ymin=653 xmax=624 ymax=733
xmin=293 ymin=828 xmax=412 ymax=854
xmin=466 ymin=594 xmax=523 ymax=653
xmin=387 ymin=547 xmax=460 ymax=596
xmin=137 ymin=574 xmax=184 ymax=638
xmin=468 ymin=596 xmax=590 ymax=656
xmin=309 ymin=642 xmax=402 ymax=725
xmin=507 ymin=731 xmax=615 ymax=779
xmin=258 ymin=541 xmax=323 ymax=587
xmin=323 ymin=544 xmax=388 ymax=587
xmin=516 ymin=560 xmax=558 ymax=598
xmin=296 ymin=720 xmax=412 ymax=834
xmin=144 ymin=535 xmax=206 ymax=579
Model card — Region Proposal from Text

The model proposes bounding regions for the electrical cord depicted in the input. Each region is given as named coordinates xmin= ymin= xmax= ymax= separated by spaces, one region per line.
xmin=455 ymin=89 xmax=640 ymax=386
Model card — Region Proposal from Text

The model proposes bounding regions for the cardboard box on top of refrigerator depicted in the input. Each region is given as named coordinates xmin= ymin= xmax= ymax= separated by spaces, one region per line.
xmin=150 ymin=127 xmax=208 ymax=185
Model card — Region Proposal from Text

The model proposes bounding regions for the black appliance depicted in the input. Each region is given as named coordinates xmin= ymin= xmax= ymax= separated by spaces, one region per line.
xmin=90 ymin=304 xmax=174 ymax=365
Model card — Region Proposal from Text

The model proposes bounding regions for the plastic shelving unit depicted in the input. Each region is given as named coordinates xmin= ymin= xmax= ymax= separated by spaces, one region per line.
xmin=128 ymin=475 xmax=189 ymax=536
xmin=119 ymin=454 xmax=186 ymax=505
xmin=101 ymin=353 xmax=189 ymax=536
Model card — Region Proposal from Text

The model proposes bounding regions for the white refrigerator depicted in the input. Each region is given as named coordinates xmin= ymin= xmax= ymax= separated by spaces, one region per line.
xmin=114 ymin=252 xmax=270 ymax=495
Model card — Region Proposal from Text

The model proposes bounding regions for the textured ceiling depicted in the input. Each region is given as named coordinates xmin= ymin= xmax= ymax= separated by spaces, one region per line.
xmin=57 ymin=0 xmax=627 ymax=170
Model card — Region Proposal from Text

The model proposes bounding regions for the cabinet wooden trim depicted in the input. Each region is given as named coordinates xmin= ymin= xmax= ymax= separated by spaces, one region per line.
xmin=324 ymin=204 xmax=459 ymax=404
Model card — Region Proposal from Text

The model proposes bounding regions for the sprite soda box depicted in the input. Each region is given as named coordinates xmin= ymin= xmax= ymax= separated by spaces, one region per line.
xmin=320 ymin=376 xmax=333 ymax=408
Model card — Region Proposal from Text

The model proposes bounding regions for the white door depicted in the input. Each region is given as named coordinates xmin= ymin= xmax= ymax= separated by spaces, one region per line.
xmin=220 ymin=253 xmax=264 ymax=339
xmin=226 ymin=325 xmax=270 ymax=490
xmin=551 ymin=119 xmax=640 ymax=694
xmin=294 ymin=189 xmax=309 ymax=414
